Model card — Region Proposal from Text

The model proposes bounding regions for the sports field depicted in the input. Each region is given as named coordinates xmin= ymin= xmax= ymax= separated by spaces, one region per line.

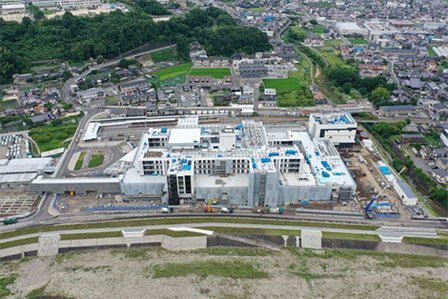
xmin=190 ymin=68 xmax=231 ymax=79
xmin=154 ymin=63 xmax=193 ymax=80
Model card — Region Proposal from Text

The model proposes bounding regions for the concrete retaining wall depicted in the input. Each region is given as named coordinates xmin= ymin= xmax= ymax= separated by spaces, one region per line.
xmin=161 ymin=236 xmax=207 ymax=251
xmin=207 ymin=236 xmax=257 ymax=247
xmin=0 ymin=243 xmax=39 ymax=261
xmin=0 ymin=234 xmax=446 ymax=260
xmin=375 ymin=242 xmax=448 ymax=257
xmin=323 ymin=239 xmax=379 ymax=250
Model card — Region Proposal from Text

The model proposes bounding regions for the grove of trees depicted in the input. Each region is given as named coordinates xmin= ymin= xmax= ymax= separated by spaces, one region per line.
xmin=0 ymin=7 xmax=271 ymax=83
xmin=325 ymin=65 xmax=396 ymax=107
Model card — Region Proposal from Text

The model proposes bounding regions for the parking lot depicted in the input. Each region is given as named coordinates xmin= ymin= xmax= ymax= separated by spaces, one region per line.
xmin=0 ymin=134 xmax=31 ymax=160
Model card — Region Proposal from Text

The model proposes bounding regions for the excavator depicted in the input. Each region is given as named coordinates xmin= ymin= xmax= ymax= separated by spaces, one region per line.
xmin=204 ymin=198 xmax=220 ymax=213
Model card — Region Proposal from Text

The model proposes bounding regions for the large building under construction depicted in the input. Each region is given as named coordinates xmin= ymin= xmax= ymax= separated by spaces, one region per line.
xmin=119 ymin=115 xmax=357 ymax=207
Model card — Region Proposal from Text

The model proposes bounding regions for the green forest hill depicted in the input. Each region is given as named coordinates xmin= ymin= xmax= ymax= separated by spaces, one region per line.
xmin=0 ymin=7 xmax=271 ymax=84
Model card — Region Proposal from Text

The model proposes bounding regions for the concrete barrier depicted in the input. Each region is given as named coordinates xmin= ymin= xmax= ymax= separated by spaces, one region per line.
xmin=161 ymin=236 xmax=207 ymax=251
xmin=301 ymin=230 xmax=322 ymax=249
xmin=38 ymin=234 xmax=60 ymax=257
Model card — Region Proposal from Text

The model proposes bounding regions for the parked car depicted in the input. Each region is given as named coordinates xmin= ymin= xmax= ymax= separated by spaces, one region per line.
xmin=219 ymin=207 xmax=234 ymax=214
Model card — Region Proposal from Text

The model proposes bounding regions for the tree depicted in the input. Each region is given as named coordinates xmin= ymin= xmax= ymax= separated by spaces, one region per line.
xmin=285 ymin=27 xmax=306 ymax=43
xmin=51 ymin=118 xmax=62 ymax=126
xmin=62 ymin=71 xmax=72 ymax=82
xmin=0 ymin=50 xmax=29 ymax=84
xmin=430 ymin=187 xmax=448 ymax=207
xmin=96 ymin=55 xmax=104 ymax=64
xmin=29 ymin=5 xmax=44 ymax=21
xmin=134 ymin=0 xmax=170 ymax=15
xmin=326 ymin=65 xmax=359 ymax=87
xmin=369 ymin=86 xmax=390 ymax=106
xmin=0 ymin=7 xmax=272 ymax=82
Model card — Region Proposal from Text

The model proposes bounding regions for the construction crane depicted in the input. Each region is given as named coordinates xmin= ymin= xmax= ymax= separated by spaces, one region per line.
xmin=364 ymin=167 xmax=406 ymax=218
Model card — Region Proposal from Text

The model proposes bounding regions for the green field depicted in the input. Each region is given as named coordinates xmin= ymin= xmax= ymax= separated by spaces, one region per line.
xmin=74 ymin=151 xmax=86 ymax=171
xmin=312 ymin=24 xmax=326 ymax=34
xmin=0 ymin=274 xmax=17 ymax=298
xmin=427 ymin=46 xmax=436 ymax=57
xmin=248 ymin=7 xmax=265 ymax=13
xmin=263 ymin=78 xmax=299 ymax=90
xmin=154 ymin=63 xmax=192 ymax=80
xmin=322 ymin=232 xmax=381 ymax=242
xmin=29 ymin=123 xmax=77 ymax=152
xmin=60 ymin=232 xmax=122 ymax=240
xmin=318 ymin=48 xmax=345 ymax=66
xmin=199 ymin=226 xmax=301 ymax=236
xmin=145 ymin=229 xmax=204 ymax=237
xmin=263 ymin=75 xmax=314 ymax=107
xmin=153 ymin=260 xmax=268 ymax=279
xmin=87 ymin=152 xmax=105 ymax=168
xmin=349 ymin=38 xmax=369 ymax=45
xmin=402 ymin=236 xmax=448 ymax=246
xmin=150 ymin=47 xmax=178 ymax=63
xmin=105 ymin=96 xmax=119 ymax=105
xmin=189 ymin=68 xmax=231 ymax=79
xmin=0 ymin=100 xmax=17 ymax=112
xmin=0 ymin=237 xmax=39 ymax=249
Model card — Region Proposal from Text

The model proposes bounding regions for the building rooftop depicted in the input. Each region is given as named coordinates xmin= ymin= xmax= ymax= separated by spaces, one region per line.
xmin=0 ymin=158 xmax=52 ymax=174
xmin=293 ymin=131 xmax=355 ymax=187
xmin=380 ymin=105 xmax=416 ymax=111
xmin=310 ymin=112 xmax=356 ymax=125
xmin=396 ymin=180 xmax=417 ymax=199
xmin=168 ymin=128 xmax=202 ymax=147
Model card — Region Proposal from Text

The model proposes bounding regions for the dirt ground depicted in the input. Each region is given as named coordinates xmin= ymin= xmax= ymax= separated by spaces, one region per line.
xmin=1 ymin=248 xmax=447 ymax=299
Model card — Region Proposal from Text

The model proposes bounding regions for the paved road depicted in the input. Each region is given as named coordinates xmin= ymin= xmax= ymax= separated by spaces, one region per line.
xmin=54 ymin=108 xmax=102 ymax=177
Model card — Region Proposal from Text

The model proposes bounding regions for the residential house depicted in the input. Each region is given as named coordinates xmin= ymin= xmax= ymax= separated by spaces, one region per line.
xmin=432 ymin=147 xmax=448 ymax=159
xmin=436 ymin=158 xmax=448 ymax=170
xmin=31 ymin=112 xmax=53 ymax=124
xmin=378 ymin=105 xmax=417 ymax=117
xmin=261 ymin=88 xmax=277 ymax=106
xmin=400 ymin=133 xmax=424 ymax=144
xmin=420 ymin=146 xmax=433 ymax=160
xmin=430 ymin=169 xmax=448 ymax=184
xmin=238 ymin=62 xmax=268 ymax=79
xmin=77 ymin=87 xmax=105 ymax=103
xmin=118 ymin=79 xmax=151 ymax=94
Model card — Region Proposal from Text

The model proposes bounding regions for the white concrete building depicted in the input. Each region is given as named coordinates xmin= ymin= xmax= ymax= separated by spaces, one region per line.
xmin=363 ymin=20 xmax=398 ymax=42
xmin=0 ymin=3 xmax=25 ymax=14
xmin=393 ymin=179 xmax=418 ymax=206
xmin=31 ymin=0 xmax=101 ymax=10
xmin=335 ymin=22 xmax=368 ymax=36
xmin=308 ymin=113 xmax=358 ymax=146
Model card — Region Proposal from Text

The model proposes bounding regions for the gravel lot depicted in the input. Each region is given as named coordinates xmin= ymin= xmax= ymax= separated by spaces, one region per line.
xmin=1 ymin=247 xmax=447 ymax=299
